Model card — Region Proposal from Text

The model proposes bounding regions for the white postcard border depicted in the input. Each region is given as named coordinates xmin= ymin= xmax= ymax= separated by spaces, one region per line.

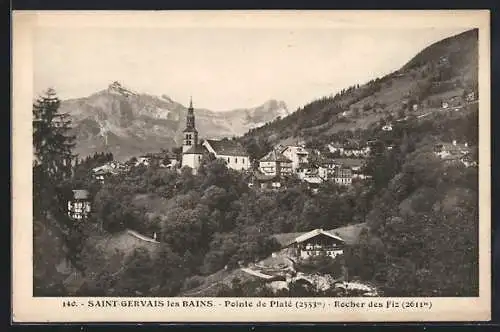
xmin=12 ymin=10 xmax=491 ymax=323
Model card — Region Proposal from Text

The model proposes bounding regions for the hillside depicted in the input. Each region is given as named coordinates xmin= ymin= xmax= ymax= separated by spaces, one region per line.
xmin=239 ymin=29 xmax=478 ymax=152
xmin=58 ymin=82 xmax=289 ymax=161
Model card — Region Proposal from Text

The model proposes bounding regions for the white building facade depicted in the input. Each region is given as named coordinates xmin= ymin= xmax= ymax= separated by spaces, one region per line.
xmin=281 ymin=146 xmax=309 ymax=171
xmin=202 ymin=139 xmax=250 ymax=171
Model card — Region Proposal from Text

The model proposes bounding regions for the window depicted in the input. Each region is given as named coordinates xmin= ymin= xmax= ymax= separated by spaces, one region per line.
xmin=235 ymin=158 xmax=238 ymax=164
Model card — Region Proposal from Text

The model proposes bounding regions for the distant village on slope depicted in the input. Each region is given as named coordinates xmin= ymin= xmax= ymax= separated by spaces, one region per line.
xmin=64 ymin=82 xmax=478 ymax=295
xmin=86 ymin=89 xmax=478 ymax=195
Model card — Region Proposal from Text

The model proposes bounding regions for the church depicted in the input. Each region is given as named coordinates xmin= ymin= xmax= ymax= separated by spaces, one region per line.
xmin=181 ymin=98 xmax=250 ymax=174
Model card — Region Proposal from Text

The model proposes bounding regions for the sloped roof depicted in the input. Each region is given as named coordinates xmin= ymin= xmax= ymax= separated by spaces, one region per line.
xmin=294 ymin=229 xmax=345 ymax=243
xmin=183 ymin=144 xmax=206 ymax=155
xmin=282 ymin=146 xmax=309 ymax=154
xmin=253 ymin=172 xmax=279 ymax=182
xmin=259 ymin=150 xmax=292 ymax=163
xmin=332 ymin=158 xmax=366 ymax=168
xmin=204 ymin=139 xmax=248 ymax=157
xmin=272 ymin=223 xmax=367 ymax=247
xmin=303 ymin=177 xmax=323 ymax=184
xmin=72 ymin=189 xmax=89 ymax=200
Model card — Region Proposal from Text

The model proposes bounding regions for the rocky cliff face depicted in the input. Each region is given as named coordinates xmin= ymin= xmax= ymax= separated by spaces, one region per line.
xmin=59 ymin=82 xmax=290 ymax=161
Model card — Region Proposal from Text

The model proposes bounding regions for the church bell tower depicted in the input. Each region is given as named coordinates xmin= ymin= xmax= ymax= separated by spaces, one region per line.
xmin=182 ymin=97 xmax=198 ymax=153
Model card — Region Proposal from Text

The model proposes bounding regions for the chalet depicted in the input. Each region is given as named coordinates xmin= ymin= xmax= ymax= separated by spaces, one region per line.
xmin=281 ymin=146 xmax=309 ymax=171
xmin=282 ymin=229 xmax=346 ymax=260
xmin=202 ymin=139 xmax=250 ymax=171
xmin=67 ymin=189 xmax=91 ymax=220
xmin=135 ymin=155 xmax=151 ymax=167
xmin=92 ymin=161 xmax=125 ymax=183
xmin=434 ymin=140 xmax=470 ymax=160
xmin=259 ymin=150 xmax=293 ymax=176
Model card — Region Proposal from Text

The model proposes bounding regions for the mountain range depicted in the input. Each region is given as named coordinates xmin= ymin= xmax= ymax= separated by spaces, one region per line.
xmin=59 ymin=82 xmax=289 ymax=161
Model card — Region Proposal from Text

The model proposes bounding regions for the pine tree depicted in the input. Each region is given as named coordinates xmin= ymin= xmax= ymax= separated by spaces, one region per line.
xmin=33 ymin=88 xmax=76 ymax=218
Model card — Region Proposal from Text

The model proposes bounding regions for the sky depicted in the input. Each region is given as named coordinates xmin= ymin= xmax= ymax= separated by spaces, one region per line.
xmin=33 ymin=26 xmax=470 ymax=111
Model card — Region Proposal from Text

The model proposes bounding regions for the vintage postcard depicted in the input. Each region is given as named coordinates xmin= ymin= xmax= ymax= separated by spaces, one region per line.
xmin=12 ymin=10 xmax=490 ymax=322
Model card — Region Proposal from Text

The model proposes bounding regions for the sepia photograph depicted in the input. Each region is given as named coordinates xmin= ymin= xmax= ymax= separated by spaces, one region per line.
xmin=13 ymin=10 xmax=490 ymax=322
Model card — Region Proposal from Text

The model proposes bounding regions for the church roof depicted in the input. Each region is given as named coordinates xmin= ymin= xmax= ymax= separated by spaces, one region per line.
xmin=183 ymin=144 xmax=205 ymax=155
xmin=204 ymin=139 xmax=249 ymax=157
xmin=259 ymin=150 xmax=292 ymax=163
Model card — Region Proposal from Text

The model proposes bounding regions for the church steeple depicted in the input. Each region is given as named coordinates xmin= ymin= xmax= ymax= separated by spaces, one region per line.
xmin=183 ymin=97 xmax=198 ymax=153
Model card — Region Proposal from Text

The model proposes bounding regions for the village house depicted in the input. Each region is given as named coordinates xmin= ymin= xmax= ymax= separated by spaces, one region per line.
xmin=319 ymin=159 xmax=337 ymax=178
xmin=252 ymin=173 xmax=284 ymax=191
xmin=434 ymin=140 xmax=474 ymax=167
xmin=135 ymin=155 xmax=151 ymax=167
xmin=296 ymin=164 xmax=319 ymax=181
xmin=91 ymin=161 xmax=126 ymax=183
xmin=328 ymin=141 xmax=370 ymax=158
xmin=281 ymin=145 xmax=309 ymax=171
xmin=442 ymin=96 xmax=462 ymax=110
xmin=333 ymin=167 xmax=353 ymax=186
xmin=327 ymin=142 xmax=344 ymax=155
xmin=465 ymin=91 xmax=477 ymax=103
xmin=160 ymin=155 xmax=178 ymax=169
xmin=342 ymin=143 xmax=367 ymax=158
xmin=202 ymin=139 xmax=250 ymax=171
xmin=434 ymin=140 xmax=469 ymax=159
xmin=67 ymin=189 xmax=91 ymax=220
xmin=258 ymin=150 xmax=293 ymax=176
xmin=332 ymin=158 xmax=365 ymax=173
xmin=460 ymin=153 xmax=478 ymax=168
xmin=281 ymin=228 xmax=346 ymax=260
